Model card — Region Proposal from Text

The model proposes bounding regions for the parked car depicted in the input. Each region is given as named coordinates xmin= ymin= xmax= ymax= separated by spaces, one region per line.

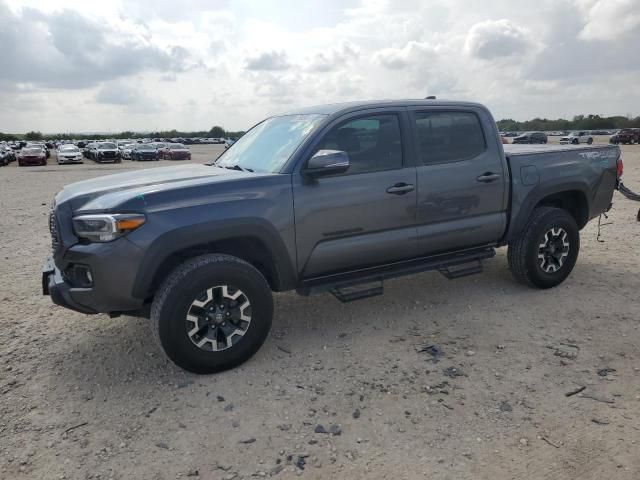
xmin=27 ymin=142 xmax=50 ymax=158
xmin=159 ymin=144 xmax=191 ymax=160
xmin=57 ymin=145 xmax=84 ymax=164
xmin=18 ymin=147 xmax=47 ymax=166
xmin=0 ymin=147 xmax=10 ymax=166
xmin=559 ymin=131 xmax=593 ymax=145
xmin=131 ymin=144 xmax=159 ymax=161
xmin=84 ymin=143 xmax=97 ymax=159
xmin=93 ymin=142 xmax=121 ymax=163
xmin=609 ymin=128 xmax=639 ymax=145
xmin=43 ymin=99 xmax=621 ymax=374
xmin=149 ymin=142 xmax=167 ymax=153
xmin=512 ymin=131 xmax=547 ymax=144
xmin=120 ymin=144 xmax=136 ymax=160
xmin=1 ymin=145 xmax=16 ymax=163
xmin=117 ymin=140 xmax=133 ymax=151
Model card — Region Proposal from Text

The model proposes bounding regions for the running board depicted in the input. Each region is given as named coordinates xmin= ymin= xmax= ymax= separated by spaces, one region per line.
xmin=298 ymin=246 xmax=495 ymax=301
xmin=330 ymin=282 xmax=384 ymax=303
xmin=438 ymin=260 xmax=484 ymax=279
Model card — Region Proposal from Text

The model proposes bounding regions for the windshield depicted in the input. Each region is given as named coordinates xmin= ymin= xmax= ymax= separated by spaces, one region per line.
xmin=170 ymin=144 xmax=186 ymax=149
xmin=23 ymin=148 xmax=42 ymax=154
xmin=98 ymin=142 xmax=116 ymax=149
xmin=137 ymin=145 xmax=155 ymax=151
xmin=215 ymin=114 xmax=326 ymax=173
xmin=59 ymin=146 xmax=79 ymax=152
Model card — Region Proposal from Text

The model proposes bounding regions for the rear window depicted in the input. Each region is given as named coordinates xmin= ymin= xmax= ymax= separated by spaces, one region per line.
xmin=414 ymin=111 xmax=486 ymax=165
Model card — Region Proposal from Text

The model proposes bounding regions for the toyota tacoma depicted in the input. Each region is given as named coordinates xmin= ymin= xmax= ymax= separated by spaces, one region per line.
xmin=43 ymin=100 xmax=622 ymax=373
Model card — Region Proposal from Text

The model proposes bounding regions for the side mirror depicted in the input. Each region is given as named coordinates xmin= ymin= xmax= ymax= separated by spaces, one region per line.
xmin=303 ymin=150 xmax=349 ymax=177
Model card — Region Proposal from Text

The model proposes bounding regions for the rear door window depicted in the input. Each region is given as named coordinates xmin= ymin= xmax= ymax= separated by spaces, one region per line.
xmin=413 ymin=111 xmax=486 ymax=165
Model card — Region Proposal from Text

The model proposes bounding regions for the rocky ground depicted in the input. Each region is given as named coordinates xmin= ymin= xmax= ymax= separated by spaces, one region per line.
xmin=0 ymin=142 xmax=638 ymax=479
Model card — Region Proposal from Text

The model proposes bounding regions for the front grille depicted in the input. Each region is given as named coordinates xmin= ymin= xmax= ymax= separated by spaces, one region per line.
xmin=49 ymin=211 xmax=60 ymax=252
xmin=101 ymin=151 xmax=116 ymax=158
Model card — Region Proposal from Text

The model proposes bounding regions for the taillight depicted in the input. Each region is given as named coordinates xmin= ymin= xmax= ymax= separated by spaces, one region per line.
xmin=617 ymin=157 xmax=624 ymax=178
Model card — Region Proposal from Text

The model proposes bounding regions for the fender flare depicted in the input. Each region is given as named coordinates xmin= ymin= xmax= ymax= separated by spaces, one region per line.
xmin=503 ymin=181 xmax=592 ymax=243
xmin=131 ymin=218 xmax=297 ymax=298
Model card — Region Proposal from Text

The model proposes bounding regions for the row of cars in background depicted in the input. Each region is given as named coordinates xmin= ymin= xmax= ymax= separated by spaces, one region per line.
xmin=1 ymin=141 xmax=51 ymax=166
xmin=80 ymin=141 xmax=193 ymax=163
xmin=500 ymin=128 xmax=640 ymax=145
xmin=1 ymin=137 xmax=236 ymax=167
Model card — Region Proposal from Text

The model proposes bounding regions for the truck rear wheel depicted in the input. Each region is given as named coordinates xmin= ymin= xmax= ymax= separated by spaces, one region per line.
xmin=151 ymin=254 xmax=273 ymax=373
xmin=507 ymin=207 xmax=580 ymax=289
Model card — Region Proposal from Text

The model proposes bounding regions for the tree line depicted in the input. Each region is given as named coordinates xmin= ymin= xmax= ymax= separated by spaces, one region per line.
xmin=497 ymin=114 xmax=640 ymax=132
xmin=0 ymin=126 xmax=245 ymax=142
xmin=3 ymin=114 xmax=639 ymax=141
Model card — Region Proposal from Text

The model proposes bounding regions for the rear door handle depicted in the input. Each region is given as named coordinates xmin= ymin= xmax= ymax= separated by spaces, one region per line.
xmin=386 ymin=183 xmax=415 ymax=195
xmin=476 ymin=172 xmax=500 ymax=183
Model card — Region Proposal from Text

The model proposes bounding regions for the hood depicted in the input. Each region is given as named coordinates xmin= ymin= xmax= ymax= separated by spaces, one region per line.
xmin=54 ymin=164 xmax=255 ymax=212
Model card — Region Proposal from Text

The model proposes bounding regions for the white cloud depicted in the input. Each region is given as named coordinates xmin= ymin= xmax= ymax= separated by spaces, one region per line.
xmin=307 ymin=42 xmax=360 ymax=72
xmin=374 ymin=41 xmax=439 ymax=69
xmin=579 ymin=0 xmax=640 ymax=40
xmin=464 ymin=19 xmax=531 ymax=60
xmin=95 ymin=81 xmax=165 ymax=114
xmin=245 ymin=51 xmax=291 ymax=71
xmin=0 ymin=0 xmax=639 ymax=133
xmin=0 ymin=2 xmax=191 ymax=89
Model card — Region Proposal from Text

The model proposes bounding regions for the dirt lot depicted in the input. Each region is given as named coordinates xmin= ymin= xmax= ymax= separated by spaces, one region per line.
xmin=1 ymin=140 xmax=639 ymax=480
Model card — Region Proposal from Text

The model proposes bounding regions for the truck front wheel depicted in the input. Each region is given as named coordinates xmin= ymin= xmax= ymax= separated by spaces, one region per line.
xmin=151 ymin=254 xmax=273 ymax=373
xmin=507 ymin=207 xmax=580 ymax=289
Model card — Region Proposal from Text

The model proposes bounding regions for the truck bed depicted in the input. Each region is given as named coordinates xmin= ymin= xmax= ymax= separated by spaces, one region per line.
xmin=503 ymin=143 xmax=617 ymax=156
xmin=502 ymin=143 xmax=619 ymax=241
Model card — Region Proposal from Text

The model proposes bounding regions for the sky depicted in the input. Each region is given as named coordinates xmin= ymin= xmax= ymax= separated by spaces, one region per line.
xmin=0 ymin=0 xmax=639 ymax=133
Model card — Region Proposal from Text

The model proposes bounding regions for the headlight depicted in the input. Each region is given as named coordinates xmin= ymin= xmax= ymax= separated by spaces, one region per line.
xmin=72 ymin=214 xmax=146 ymax=242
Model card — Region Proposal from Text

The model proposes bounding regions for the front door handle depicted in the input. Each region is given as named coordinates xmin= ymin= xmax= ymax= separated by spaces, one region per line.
xmin=476 ymin=172 xmax=500 ymax=183
xmin=386 ymin=183 xmax=415 ymax=195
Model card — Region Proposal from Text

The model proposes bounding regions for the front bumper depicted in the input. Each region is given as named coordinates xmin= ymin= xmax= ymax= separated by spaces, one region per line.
xmin=43 ymin=257 xmax=97 ymax=314
xmin=42 ymin=232 xmax=147 ymax=314
xmin=20 ymin=158 xmax=46 ymax=165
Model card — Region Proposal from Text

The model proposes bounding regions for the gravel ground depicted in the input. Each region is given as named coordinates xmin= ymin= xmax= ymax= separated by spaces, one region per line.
xmin=1 ymin=141 xmax=639 ymax=480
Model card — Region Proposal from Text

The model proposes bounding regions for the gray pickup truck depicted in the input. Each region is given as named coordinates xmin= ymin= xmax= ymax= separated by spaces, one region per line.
xmin=43 ymin=99 xmax=623 ymax=373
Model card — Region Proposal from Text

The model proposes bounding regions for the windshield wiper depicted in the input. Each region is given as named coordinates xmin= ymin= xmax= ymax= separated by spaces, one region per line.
xmin=222 ymin=164 xmax=254 ymax=173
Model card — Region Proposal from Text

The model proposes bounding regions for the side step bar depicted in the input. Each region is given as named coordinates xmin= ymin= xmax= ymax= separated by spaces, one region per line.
xmin=298 ymin=246 xmax=496 ymax=303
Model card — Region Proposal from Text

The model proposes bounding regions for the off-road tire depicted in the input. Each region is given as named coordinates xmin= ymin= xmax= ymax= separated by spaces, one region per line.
xmin=151 ymin=254 xmax=273 ymax=373
xmin=507 ymin=207 xmax=580 ymax=289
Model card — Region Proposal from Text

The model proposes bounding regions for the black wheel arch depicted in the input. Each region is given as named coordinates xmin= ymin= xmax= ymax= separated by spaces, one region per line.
xmin=132 ymin=219 xmax=298 ymax=299
xmin=503 ymin=183 xmax=591 ymax=244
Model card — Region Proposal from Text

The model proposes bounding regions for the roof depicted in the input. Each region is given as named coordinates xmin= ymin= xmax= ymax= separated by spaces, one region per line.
xmin=277 ymin=99 xmax=486 ymax=117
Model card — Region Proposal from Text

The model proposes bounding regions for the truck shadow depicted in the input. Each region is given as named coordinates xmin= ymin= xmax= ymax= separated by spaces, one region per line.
xmin=48 ymin=252 xmax=638 ymax=400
